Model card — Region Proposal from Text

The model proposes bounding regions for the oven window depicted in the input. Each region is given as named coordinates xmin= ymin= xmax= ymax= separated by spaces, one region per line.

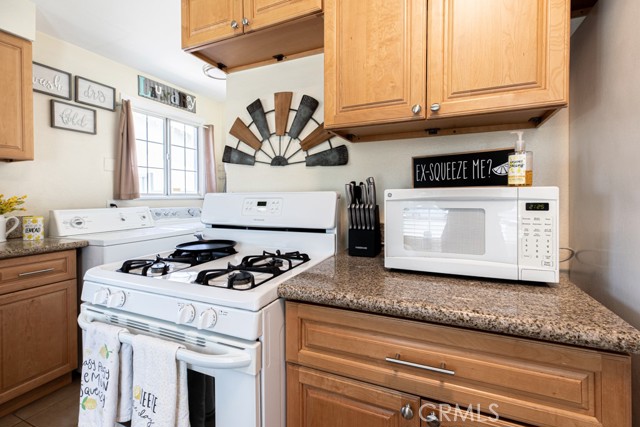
xmin=187 ymin=370 xmax=216 ymax=427
xmin=402 ymin=207 xmax=486 ymax=255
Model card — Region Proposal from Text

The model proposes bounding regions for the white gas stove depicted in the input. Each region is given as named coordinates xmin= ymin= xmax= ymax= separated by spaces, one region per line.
xmin=78 ymin=191 xmax=338 ymax=427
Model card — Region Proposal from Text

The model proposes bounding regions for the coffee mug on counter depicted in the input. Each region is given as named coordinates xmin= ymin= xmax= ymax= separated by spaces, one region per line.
xmin=23 ymin=216 xmax=44 ymax=241
xmin=0 ymin=215 xmax=19 ymax=243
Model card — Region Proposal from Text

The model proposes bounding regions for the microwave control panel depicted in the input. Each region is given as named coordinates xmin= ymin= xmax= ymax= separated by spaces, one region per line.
xmin=519 ymin=203 xmax=556 ymax=269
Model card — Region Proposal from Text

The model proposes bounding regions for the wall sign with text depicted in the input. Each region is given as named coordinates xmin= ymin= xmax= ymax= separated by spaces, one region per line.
xmin=413 ymin=149 xmax=512 ymax=188
xmin=138 ymin=75 xmax=196 ymax=113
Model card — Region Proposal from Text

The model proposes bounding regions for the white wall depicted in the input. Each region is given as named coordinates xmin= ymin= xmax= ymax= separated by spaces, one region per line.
xmin=225 ymin=54 xmax=570 ymax=251
xmin=0 ymin=0 xmax=35 ymax=40
xmin=569 ymin=2 xmax=640 ymax=425
xmin=0 ymin=32 xmax=225 ymax=221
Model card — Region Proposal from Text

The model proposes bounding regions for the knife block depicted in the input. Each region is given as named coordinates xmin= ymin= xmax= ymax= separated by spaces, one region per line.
xmin=348 ymin=205 xmax=381 ymax=257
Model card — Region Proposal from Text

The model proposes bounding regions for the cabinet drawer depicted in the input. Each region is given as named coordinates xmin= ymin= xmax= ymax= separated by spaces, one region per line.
xmin=0 ymin=251 xmax=76 ymax=295
xmin=286 ymin=302 xmax=631 ymax=427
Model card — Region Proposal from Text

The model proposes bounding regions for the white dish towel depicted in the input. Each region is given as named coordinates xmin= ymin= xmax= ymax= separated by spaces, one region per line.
xmin=131 ymin=334 xmax=190 ymax=427
xmin=78 ymin=322 xmax=131 ymax=427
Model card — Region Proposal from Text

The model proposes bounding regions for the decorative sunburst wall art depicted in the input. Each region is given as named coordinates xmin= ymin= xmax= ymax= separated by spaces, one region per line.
xmin=223 ymin=92 xmax=348 ymax=167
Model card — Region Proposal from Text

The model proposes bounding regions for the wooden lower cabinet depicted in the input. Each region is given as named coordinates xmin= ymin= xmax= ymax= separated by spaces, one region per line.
xmin=0 ymin=250 xmax=78 ymax=416
xmin=288 ymin=364 xmax=421 ymax=427
xmin=286 ymin=302 xmax=632 ymax=427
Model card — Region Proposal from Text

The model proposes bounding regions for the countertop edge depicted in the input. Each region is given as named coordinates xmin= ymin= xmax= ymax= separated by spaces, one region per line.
xmin=0 ymin=238 xmax=89 ymax=259
xmin=277 ymin=254 xmax=640 ymax=355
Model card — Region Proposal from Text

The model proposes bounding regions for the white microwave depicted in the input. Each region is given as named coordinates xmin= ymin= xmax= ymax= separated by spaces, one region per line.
xmin=384 ymin=187 xmax=559 ymax=283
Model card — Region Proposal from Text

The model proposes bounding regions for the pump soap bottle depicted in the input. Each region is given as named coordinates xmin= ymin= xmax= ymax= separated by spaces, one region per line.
xmin=508 ymin=131 xmax=532 ymax=186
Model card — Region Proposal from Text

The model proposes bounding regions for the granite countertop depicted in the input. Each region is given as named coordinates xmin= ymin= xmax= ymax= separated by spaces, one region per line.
xmin=278 ymin=252 xmax=640 ymax=354
xmin=0 ymin=238 xmax=88 ymax=260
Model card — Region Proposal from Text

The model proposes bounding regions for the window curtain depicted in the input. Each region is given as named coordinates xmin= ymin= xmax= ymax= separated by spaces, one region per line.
xmin=203 ymin=124 xmax=218 ymax=193
xmin=114 ymin=99 xmax=140 ymax=200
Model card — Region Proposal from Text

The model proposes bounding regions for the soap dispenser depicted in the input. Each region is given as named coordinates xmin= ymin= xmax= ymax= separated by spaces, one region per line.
xmin=508 ymin=131 xmax=532 ymax=186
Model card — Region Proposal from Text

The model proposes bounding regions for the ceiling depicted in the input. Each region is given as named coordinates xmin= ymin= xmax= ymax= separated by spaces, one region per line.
xmin=31 ymin=0 xmax=227 ymax=102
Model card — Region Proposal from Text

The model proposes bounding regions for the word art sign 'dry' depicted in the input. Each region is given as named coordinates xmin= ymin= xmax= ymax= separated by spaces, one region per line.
xmin=138 ymin=75 xmax=196 ymax=113
xmin=413 ymin=149 xmax=512 ymax=188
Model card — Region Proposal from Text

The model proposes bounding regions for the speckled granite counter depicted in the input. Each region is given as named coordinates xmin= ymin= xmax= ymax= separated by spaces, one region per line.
xmin=278 ymin=252 xmax=640 ymax=354
xmin=0 ymin=238 xmax=88 ymax=259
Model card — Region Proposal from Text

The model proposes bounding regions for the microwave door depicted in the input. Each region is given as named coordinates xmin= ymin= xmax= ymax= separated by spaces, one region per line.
xmin=385 ymin=199 xmax=519 ymax=280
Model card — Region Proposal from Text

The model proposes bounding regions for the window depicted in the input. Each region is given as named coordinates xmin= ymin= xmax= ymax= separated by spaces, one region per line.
xmin=133 ymin=111 xmax=200 ymax=197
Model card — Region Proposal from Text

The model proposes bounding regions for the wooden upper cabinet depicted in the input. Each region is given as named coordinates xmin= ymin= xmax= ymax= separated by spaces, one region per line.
xmin=182 ymin=0 xmax=322 ymax=49
xmin=324 ymin=0 xmax=427 ymax=128
xmin=182 ymin=0 xmax=243 ymax=48
xmin=427 ymin=0 xmax=570 ymax=119
xmin=246 ymin=0 xmax=322 ymax=32
xmin=0 ymin=31 xmax=33 ymax=161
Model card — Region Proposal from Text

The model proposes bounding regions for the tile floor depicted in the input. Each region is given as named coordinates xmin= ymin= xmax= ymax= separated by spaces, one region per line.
xmin=0 ymin=374 xmax=81 ymax=427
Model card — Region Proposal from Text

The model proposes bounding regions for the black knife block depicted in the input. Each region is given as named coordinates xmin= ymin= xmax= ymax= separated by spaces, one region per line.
xmin=348 ymin=205 xmax=381 ymax=257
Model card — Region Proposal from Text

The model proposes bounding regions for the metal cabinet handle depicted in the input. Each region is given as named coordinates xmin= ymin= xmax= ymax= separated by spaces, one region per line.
xmin=411 ymin=104 xmax=422 ymax=114
xmin=400 ymin=403 xmax=414 ymax=420
xmin=18 ymin=267 xmax=55 ymax=277
xmin=425 ymin=412 xmax=441 ymax=427
xmin=230 ymin=20 xmax=239 ymax=29
xmin=430 ymin=103 xmax=441 ymax=112
xmin=385 ymin=356 xmax=455 ymax=375
xmin=242 ymin=17 xmax=249 ymax=26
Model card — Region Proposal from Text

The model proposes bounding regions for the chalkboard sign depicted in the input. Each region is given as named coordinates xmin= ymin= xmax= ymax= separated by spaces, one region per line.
xmin=413 ymin=149 xmax=512 ymax=188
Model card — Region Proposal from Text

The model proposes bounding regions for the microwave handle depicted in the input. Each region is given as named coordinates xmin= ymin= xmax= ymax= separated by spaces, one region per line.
xmin=78 ymin=313 xmax=252 ymax=369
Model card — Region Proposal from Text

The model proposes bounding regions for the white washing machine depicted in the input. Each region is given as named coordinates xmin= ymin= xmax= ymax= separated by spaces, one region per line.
xmin=49 ymin=206 xmax=205 ymax=279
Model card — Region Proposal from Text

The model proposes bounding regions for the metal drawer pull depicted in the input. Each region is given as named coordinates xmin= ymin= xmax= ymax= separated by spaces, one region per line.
xmin=385 ymin=356 xmax=455 ymax=376
xmin=18 ymin=267 xmax=55 ymax=277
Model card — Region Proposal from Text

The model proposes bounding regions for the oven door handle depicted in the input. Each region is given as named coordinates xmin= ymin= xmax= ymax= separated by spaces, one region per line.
xmin=78 ymin=314 xmax=252 ymax=369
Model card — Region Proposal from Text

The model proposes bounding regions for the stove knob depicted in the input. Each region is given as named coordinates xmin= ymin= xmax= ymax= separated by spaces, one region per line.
xmin=177 ymin=304 xmax=196 ymax=324
xmin=197 ymin=308 xmax=218 ymax=330
xmin=93 ymin=288 xmax=110 ymax=305
xmin=107 ymin=291 xmax=126 ymax=308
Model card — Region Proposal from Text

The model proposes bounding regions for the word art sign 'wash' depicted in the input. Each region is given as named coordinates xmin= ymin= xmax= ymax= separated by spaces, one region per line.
xmin=138 ymin=75 xmax=196 ymax=113
xmin=413 ymin=149 xmax=512 ymax=188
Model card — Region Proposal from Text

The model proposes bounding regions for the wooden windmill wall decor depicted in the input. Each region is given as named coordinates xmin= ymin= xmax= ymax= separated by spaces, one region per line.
xmin=223 ymin=92 xmax=348 ymax=167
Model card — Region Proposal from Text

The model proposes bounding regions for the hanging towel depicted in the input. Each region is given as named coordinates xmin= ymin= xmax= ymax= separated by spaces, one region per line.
xmin=78 ymin=322 xmax=129 ymax=427
xmin=131 ymin=334 xmax=190 ymax=427
xmin=117 ymin=342 xmax=133 ymax=422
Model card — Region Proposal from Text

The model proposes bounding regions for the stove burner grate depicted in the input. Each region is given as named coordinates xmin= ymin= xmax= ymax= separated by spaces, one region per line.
xmin=194 ymin=249 xmax=310 ymax=290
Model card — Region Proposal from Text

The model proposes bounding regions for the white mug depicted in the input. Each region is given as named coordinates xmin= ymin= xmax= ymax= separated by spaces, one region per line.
xmin=0 ymin=215 xmax=19 ymax=243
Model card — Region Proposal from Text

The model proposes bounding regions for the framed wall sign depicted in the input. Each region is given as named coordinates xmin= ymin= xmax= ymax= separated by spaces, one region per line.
xmin=413 ymin=149 xmax=512 ymax=188
xmin=138 ymin=75 xmax=196 ymax=113
xmin=75 ymin=76 xmax=116 ymax=111
xmin=32 ymin=62 xmax=72 ymax=99
xmin=50 ymin=100 xmax=97 ymax=135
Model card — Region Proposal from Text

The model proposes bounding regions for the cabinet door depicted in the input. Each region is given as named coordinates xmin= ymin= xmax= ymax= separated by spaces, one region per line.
xmin=427 ymin=0 xmax=569 ymax=118
xmin=420 ymin=399 xmax=527 ymax=426
xmin=244 ymin=0 xmax=322 ymax=32
xmin=0 ymin=280 xmax=77 ymax=404
xmin=324 ymin=0 xmax=427 ymax=128
xmin=288 ymin=364 xmax=420 ymax=427
xmin=181 ymin=0 xmax=244 ymax=48
xmin=0 ymin=31 xmax=33 ymax=161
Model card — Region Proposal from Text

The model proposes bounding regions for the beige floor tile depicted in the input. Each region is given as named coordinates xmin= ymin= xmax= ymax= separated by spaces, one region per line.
xmin=23 ymin=392 xmax=78 ymax=427
xmin=13 ymin=377 xmax=80 ymax=421
xmin=0 ymin=414 xmax=27 ymax=427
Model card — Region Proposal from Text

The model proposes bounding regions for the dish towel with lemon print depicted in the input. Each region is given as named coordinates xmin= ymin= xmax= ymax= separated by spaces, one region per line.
xmin=131 ymin=334 xmax=190 ymax=427
xmin=79 ymin=322 xmax=132 ymax=427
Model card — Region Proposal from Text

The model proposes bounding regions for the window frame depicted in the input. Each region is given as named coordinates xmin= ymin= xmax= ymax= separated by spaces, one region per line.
xmin=132 ymin=106 xmax=205 ymax=200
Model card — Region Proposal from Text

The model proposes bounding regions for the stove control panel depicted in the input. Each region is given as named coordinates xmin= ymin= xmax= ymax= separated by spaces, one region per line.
xmin=242 ymin=198 xmax=282 ymax=216
xmin=81 ymin=282 xmax=263 ymax=341
xmin=49 ymin=207 xmax=154 ymax=236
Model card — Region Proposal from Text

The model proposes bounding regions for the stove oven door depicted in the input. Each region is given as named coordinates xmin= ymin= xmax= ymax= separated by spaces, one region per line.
xmin=78 ymin=304 xmax=262 ymax=427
